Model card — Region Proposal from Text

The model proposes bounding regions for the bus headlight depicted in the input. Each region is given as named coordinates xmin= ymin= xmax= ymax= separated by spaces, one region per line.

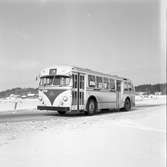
xmin=63 ymin=96 xmax=68 ymax=102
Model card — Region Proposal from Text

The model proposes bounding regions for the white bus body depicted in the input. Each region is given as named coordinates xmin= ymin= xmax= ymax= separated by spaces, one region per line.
xmin=37 ymin=65 xmax=135 ymax=115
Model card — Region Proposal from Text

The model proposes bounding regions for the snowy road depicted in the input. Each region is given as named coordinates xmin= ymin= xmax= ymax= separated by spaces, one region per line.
xmin=0 ymin=98 xmax=166 ymax=167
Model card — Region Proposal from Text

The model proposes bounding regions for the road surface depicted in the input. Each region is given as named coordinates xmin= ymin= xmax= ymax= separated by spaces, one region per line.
xmin=0 ymin=99 xmax=166 ymax=167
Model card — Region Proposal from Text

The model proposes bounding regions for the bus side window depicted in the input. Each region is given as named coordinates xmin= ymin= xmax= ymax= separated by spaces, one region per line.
xmin=88 ymin=75 xmax=95 ymax=88
xmin=116 ymin=80 xmax=121 ymax=92
xmin=128 ymin=83 xmax=132 ymax=91
xmin=80 ymin=75 xmax=84 ymax=89
xmin=96 ymin=76 xmax=103 ymax=89
xmin=72 ymin=74 xmax=77 ymax=88
xmin=110 ymin=79 xmax=115 ymax=90
xmin=72 ymin=75 xmax=74 ymax=88
xmin=103 ymin=77 xmax=109 ymax=89
xmin=124 ymin=82 xmax=129 ymax=91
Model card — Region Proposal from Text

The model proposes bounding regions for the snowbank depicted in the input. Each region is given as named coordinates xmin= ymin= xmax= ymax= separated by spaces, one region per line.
xmin=135 ymin=95 xmax=166 ymax=106
xmin=0 ymin=98 xmax=39 ymax=112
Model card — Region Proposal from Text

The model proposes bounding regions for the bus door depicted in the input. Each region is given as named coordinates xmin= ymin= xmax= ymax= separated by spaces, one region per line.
xmin=72 ymin=73 xmax=85 ymax=111
xmin=116 ymin=80 xmax=122 ymax=109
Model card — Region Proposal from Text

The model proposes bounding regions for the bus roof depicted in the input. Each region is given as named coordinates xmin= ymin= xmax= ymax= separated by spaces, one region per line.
xmin=40 ymin=65 xmax=131 ymax=82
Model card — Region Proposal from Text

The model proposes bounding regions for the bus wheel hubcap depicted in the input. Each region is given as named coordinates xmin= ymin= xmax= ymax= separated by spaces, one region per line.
xmin=126 ymin=100 xmax=130 ymax=110
xmin=89 ymin=102 xmax=95 ymax=112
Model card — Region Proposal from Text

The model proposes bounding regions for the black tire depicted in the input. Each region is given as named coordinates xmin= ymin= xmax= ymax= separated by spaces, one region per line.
xmin=57 ymin=111 xmax=66 ymax=115
xmin=85 ymin=99 xmax=97 ymax=115
xmin=124 ymin=98 xmax=131 ymax=111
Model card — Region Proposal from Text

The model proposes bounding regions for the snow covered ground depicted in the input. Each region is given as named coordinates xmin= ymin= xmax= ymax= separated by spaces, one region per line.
xmin=0 ymin=95 xmax=165 ymax=112
xmin=135 ymin=95 xmax=166 ymax=106
xmin=0 ymin=98 xmax=39 ymax=112
xmin=0 ymin=96 xmax=166 ymax=167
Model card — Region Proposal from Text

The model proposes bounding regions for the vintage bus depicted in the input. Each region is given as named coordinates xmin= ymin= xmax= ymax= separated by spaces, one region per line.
xmin=37 ymin=65 xmax=135 ymax=115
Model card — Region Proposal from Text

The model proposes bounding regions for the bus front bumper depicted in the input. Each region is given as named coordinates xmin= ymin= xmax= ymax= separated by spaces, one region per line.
xmin=37 ymin=106 xmax=70 ymax=111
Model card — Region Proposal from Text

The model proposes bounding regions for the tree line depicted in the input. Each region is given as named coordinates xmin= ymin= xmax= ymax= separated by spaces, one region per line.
xmin=135 ymin=83 xmax=166 ymax=95
xmin=0 ymin=87 xmax=38 ymax=98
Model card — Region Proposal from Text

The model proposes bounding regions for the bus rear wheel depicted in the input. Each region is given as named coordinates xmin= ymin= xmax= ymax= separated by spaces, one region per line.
xmin=85 ymin=99 xmax=97 ymax=115
xmin=57 ymin=111 xmax=66 ymax=115
xmin=124 ymin=98 xmax=131 ymax=111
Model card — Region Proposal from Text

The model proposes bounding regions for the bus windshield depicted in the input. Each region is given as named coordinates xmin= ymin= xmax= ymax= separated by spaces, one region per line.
xmin=39 ymin=76 xmax=71 ymax=87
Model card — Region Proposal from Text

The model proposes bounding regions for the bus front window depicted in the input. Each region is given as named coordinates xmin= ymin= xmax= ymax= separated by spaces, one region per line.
xmin=39 ymin=76 xmax=70 ymax=87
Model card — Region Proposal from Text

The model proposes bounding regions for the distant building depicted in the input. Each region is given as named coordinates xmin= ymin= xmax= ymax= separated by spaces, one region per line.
xmin=155 ymin=92 xmax=162 ymax=95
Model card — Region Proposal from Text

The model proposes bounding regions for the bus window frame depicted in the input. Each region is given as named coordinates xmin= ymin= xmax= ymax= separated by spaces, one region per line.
xmin=96 ymin=76 xmax=103 ymax=89
xmin=88 ymin=75 xmax=96 ymax=88
xmin=128 ymin=82 xmax=133 ymax=92
xmin=124 ymin=82 xmax=129 ymax=92
xmin=116 ymin=80 xmax=122 ymax=92
xmin=109 ymin=78 xmax=116 ymax=91
xmin=103 ymin=77 xmax=109 ymax=89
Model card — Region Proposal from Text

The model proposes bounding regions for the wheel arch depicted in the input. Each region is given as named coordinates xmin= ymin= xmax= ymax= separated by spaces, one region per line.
xmin=123 ymin=96 xmax=131 ymax=103
xmin=85 ymin=95 xmax=98 ymax=111
xmin=123 ymin=96 xmax=132 ymax=111
xmin=125 ymin=96 xmax=131 ymax=102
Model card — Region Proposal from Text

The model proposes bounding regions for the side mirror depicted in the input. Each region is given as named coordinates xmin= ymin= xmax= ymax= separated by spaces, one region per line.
xmin=35 ymin=75 xmax=40 ymax=81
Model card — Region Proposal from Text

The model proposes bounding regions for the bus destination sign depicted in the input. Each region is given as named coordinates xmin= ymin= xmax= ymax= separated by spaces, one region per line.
xmin=49 ymin=69 xmax=57 ymax=75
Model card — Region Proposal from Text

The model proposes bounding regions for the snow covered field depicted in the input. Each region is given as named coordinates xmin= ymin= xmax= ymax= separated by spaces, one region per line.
xmin=0 ymin=98 xmax=39 ymax=112
xmin=0 ymin=96 xmax=166 ymax=167
xmin=0 ymin=95 xmax=165 ymax=112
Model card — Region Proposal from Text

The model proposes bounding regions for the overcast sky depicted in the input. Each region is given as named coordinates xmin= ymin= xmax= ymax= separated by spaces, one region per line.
xmin=0 ymin=0 xmax=166 ymax=90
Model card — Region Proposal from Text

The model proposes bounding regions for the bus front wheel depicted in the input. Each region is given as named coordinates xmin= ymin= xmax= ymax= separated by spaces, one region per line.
xmin=124 ymin=98 xmax=131 ymax=111
xmin=85 ymin=99 xmax=97 ymax=115
xmin=57 ymin=111 xmax=66 ymax=115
